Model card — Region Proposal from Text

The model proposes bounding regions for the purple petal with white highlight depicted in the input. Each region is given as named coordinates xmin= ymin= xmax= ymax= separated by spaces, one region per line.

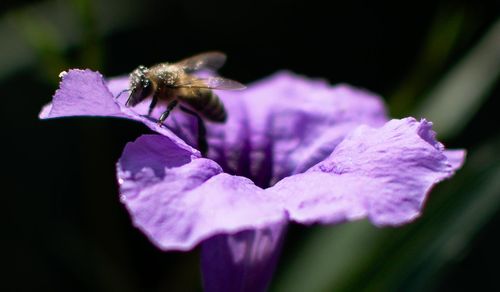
xmin=204 ymin=72 xmax=389 ymax=187
xmin=270 ymin=118 xmax=466 ymax=226
xmin=201 ymin=222 xmax=287 ymax=292
xmin=117 ymin=135 xmax=286 ymax=251
xmin=39 ymin=70 xmax=126 ymax=119
xmin=40 ymin=69 xmax=197 ymax=153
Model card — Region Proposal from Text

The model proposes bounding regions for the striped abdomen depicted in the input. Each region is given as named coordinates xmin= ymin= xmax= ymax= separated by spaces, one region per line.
xmin=180 ymin=89 xmax=227 ymax=122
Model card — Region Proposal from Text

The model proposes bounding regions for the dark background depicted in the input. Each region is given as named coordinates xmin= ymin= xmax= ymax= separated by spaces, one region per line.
xmin=2 ymin=0 xmax=500 ymax=291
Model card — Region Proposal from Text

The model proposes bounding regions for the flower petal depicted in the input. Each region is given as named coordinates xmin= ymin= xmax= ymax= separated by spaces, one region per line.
xmin=40 ymin=69 xmax=390 ymax=181
xmin=39 ymin=69 xmax=126 ymax=118
xmin=270 ymin=118 xmax=465 ymax=226
xmin=444 ymin=149 xmax=467 ymax=170
xmin=201 ymin=222 xmax=287 ymax=292
xmin=117 ymin=134 xmax=286 ymax=251
xmin=40 ymin=69 xmax=197 ymax=153
xmin=206 ymin=72 xmax=389 ymax=186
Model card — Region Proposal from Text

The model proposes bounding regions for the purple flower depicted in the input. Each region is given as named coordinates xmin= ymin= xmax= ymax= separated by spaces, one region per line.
xmin=40 ymin=69 xmax=465 ymax=292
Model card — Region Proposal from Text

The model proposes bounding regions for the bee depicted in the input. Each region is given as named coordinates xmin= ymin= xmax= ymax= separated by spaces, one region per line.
xmin=124 ymin=51 xmax=246 ymax=125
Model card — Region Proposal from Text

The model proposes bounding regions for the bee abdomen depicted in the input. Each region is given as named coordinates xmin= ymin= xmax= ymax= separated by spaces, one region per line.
xmin=185 ymin=90 xmax=227 ymax=123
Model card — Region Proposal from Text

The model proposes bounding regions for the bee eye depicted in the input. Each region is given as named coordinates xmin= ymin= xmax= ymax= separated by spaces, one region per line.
xmin=126 ymin=78 xmax=152 ymax=107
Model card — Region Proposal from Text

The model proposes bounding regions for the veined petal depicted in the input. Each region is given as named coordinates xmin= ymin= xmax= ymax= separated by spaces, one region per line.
xmin=201 ymin=222 xmax=287 ymax=292
xmin=40 ymin=69 xmax=197 ymax=153
xmin=117 ymin=135 xmax=286 ymax=251
xmin=270 ymin=118 xmax=466 ymax=226
xmin=39 ymin=69 xmax=126 ymax=118
xmin=207 ymin=72 xmax=389 ymax=187
xmin=444 ymin=149 xmax=467 ymax=170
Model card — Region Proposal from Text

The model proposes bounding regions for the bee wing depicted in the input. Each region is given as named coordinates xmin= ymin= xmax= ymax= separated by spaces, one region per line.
xmin=176 ymin=51 xmax=227 ymax=73
xmin=175 ymin=76 xmax=246 ymax=90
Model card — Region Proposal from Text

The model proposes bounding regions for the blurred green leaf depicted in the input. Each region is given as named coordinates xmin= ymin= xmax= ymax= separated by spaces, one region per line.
xmin=415 ymin=18 xmax=500 ymax=139
xmin=7 ymin=6 xmax=69 ymax=82
xmin=390 ymin=3 xmax=466 ymax=114
xmin=0 ymin=0 xmax=142 ymax=81
xmin=273 ymin=222 xmax=380 ymax=292
xmin=70 ymin=0 xmax=103 ymax=70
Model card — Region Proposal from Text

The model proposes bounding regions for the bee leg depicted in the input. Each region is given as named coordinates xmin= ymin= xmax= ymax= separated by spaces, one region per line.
xmin=158 ymin=100 xmax=179 ymax=126
xmin=147 ymin=94 xmax=159 ymax=116
xmin=180 ymin=106 xmax=208 ymax=157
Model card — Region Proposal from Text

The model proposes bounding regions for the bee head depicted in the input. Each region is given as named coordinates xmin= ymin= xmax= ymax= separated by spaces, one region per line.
xmin=127 ymin=65 xmax=152 ymax=107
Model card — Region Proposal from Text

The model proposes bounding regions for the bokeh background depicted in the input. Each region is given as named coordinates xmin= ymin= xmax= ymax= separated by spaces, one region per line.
xmin=3 ymin=0 xmax=500 ymax=291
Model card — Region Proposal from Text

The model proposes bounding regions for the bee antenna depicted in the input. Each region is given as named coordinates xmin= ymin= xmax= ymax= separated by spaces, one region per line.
xmin=115 ymin=89 xmax=130 ymax=100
